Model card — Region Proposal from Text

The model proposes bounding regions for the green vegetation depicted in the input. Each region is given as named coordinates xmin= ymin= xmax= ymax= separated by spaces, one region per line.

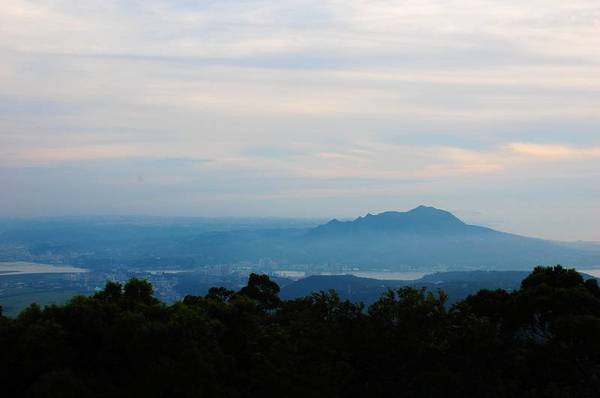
xmin=1 ymin=265 xmax=599 ymax=397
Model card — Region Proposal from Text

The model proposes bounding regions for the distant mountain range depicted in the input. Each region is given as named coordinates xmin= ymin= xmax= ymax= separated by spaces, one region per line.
xmin=1 ymin=207 xmax=599 ymax=271
xmin=311 ymin=206 xmax=489 ymax=236
xmin=300 ymin=206 xmax=600 ymax=270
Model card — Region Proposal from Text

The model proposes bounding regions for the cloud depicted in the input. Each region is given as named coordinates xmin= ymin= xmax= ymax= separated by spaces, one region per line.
xmin=1 ymin=1 xmax=600 ymax=239
xmin=242 ymin=147 xmax=304 ymax=159
xmin=508 ymin=142 xmax=600 ymax=159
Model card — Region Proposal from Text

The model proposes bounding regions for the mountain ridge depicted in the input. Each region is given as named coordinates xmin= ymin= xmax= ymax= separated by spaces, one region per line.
xmin=310 ymin=205 xmax=496 ymax=237
xmin=299 ymin=205 xmax=600 ymax=270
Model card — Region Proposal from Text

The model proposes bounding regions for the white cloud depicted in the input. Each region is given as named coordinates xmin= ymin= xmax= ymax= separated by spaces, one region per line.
xmin=1 ymin=0 xmax=600 ymax=239
xmin=508 ymin=142 xmax=600 ymax=159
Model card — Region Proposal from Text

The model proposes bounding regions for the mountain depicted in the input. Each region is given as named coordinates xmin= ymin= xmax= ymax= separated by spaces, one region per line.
xmin=310 ymin=205 xmax=491 ymax=236
xmin=1 ymin=208 xmax=599 ymax=271
xmin=298 ymin=206 xmax=600 ymax=270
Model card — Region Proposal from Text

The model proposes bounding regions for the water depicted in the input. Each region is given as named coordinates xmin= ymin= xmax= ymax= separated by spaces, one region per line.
xmin=577 ymin=268 xmax=600 ymax=278
xmin=277 ymin=268 xmax=600 ymax=281
xmin=0 ymin=262 xmax=87 ymax=276
xmin=274 ymin=271 xmax=307 ymax=279
xmin=274 ymin=270 xmax=429 ymax=281
xmin=347 ymin=271 xmax=428 ymax=280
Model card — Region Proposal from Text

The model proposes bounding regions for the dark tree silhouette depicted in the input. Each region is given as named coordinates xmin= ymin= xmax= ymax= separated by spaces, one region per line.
xmin=237 ymin=273 xmax=281 ymax=310
xmin=1 ymin=266 xmax=599 ymax=397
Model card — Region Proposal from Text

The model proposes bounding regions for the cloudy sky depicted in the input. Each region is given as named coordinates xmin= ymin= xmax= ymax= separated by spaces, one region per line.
xmin=1 ymin=0 xmax=599 ymax=240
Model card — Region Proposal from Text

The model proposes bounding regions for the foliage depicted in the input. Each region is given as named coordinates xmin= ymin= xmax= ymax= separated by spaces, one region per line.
xmin=1 ymin=267 xmax=599 ymax=397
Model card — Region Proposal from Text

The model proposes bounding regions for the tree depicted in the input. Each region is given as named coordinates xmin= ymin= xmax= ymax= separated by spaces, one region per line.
xmin=29 ymin=369 xmax=92 ymax=398
xmin=2 ymin=266 xmax=600 ymax=397
xmin=94 ymin=281 xmax=122 ymax=301
xmin=521 ymin=265 xmax=584 ymax=290
xmin=238 ymin=273 xmax=281 ymax=310
xmin=123 ymin=278 xmax=156 ymax=304
xmin=206 ymin=287 xmax=235 ymax=302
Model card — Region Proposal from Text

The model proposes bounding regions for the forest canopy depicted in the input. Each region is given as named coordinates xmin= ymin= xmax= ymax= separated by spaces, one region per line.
xmin=1 ymin=265 xmax=600 ymax=397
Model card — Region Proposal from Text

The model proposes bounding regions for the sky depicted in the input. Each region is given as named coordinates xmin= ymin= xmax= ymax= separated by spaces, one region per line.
xmin=1 ymin=0 xmax=599 ymax=241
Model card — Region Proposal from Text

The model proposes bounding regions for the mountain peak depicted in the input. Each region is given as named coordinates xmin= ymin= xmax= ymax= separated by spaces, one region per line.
xmin=312 ymin=206 xmax=471 ymax=236
xmin=409 ymin=205 xmax=437 ymax=212
xmin=407 ymin=205 xmax=453 ymax=215
xmin=405 ymin=205 xmax=463 ymax=221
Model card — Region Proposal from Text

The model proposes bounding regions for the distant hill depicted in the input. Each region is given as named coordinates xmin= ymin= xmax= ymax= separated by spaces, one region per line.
xmin=311 ymin=206 xmax=491 ymax=236
xmin=280 ymin=271 xmax=531 ymax=305
xmin=296 ymin=206 xmax=600 ymax=270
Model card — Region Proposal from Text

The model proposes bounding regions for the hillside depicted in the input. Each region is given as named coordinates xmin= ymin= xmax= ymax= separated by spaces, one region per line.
xmin=298 ymin=206 xmax=600 ymax=270
xmin=1 ymin=208 xmax=599 ymax=271
xmin=310 ymin=206 xmax=490 ymax=236
xmin=280 ymin=271 xmax=530 ymax=305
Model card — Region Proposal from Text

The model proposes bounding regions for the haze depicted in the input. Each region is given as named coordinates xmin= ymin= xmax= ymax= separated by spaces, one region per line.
xmin=1 ymin=1 xmax=599 ymax=241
